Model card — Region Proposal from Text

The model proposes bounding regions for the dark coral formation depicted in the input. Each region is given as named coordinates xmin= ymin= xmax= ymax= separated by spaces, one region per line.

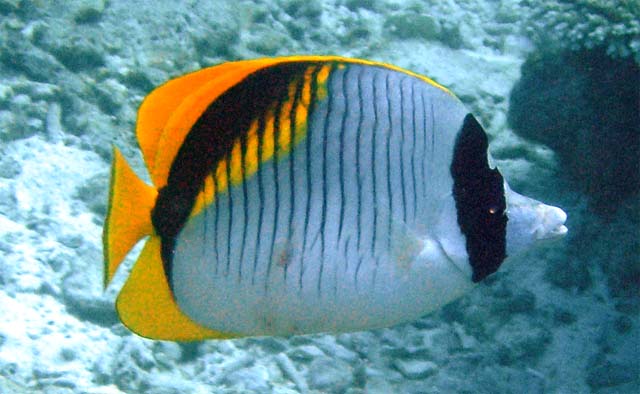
xmin=522 ymin=0 xmax=640 ymax=64
xmin=508 ymin=49 xmax=639 ymax=215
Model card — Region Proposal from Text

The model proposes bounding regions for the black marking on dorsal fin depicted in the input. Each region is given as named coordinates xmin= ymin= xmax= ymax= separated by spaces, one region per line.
xmin=151 ymin=61 xmax=314 ymax=287
xmin=451 ymin=113 xmax=507 ymax=282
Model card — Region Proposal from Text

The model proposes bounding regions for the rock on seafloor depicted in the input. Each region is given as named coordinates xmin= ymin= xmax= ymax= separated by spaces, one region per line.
xmin=393 ymin=359 xmax=438 ymax=380
xmin=0 ymin=0 xmax=637 ymax=393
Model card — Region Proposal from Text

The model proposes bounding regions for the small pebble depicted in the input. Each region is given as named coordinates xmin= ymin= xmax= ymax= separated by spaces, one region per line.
xmin=587 ymin=360 xmax=636 ymax=388
xmin=73 ymin=0 xmax=105 ymax=24
xmin=307 ymin=357 xmax=353 ymax=392
xmin=46 ymin=102 xmax=64 ymax=143
xmin=0 ymin=156 xmax=22 ymax=179
xmin=287 ymin=344 xmax=325 ymax=362
xmin=275 ymin=353 xmax=308 ymax=394
xmin=393 ymin=359 xmax=438 ymax=380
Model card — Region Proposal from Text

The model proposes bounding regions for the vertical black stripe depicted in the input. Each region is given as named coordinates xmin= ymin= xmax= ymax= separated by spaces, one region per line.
xmin=399 ymin=78 xmax=408 ymax=224
xmin=300 ymin=65 xmax=322 ymax=290
xmin=355 ymin=67 xmax=364 ymax=253
xmin=200 ymin=179 xmax=215 ymax=278
xmin=286 ymin=76 xmax=304 ymax=282
xmin=372 ymin=256 xmax=380 ymax=289
xmin=370 ymin=72 xmax=379 ymax=258
xmin=318 ymin=64 xmax=335 ymax=295
xmin=301 ymin=100 xmax=312 ymax=290
xmin=201 ymin=182 xmax=209 ymax=277
xmin=421 ymin=90 xmax=428 ymax=199
xmin=239 ymin=133 xmax=248 ymax=282
xmin=225 ymin=156 xmax=233 ymax=277
xmin=337 ymin=67 xmax=349 ymax=243
xmin=410 ymin=81 xmax=417 ymax=224
xmin=253 ymin=113 xmax=266 ymax=285
xmin=430 ymin=100 xmax=436 ymax=161
xmin=266 ymin=100 xmax=284 ymax=290
xmin=355 ymin=254 xmax=364 ymax=292
xmin=385 ymin=74 xmax=393 ymax=251
xmin=343 ymin=235 xmax=351 ymax=273
xmin=213 ymin=171 xmax=220 ymax=275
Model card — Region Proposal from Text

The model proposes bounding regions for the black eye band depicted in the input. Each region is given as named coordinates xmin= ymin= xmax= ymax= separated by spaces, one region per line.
xmin=451 ymin=114 xmax=507 ymax=282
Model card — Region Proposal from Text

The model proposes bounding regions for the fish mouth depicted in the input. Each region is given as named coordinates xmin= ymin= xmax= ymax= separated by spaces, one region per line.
xmin=534 ymin=205 xmax=568 ymax=241
xmin=548 ymin=224 xmax=568 ymax=238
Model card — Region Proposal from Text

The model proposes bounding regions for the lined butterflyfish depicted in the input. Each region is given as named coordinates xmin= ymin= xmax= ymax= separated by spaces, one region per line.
xmin=103 ymin=56 xmax=568 ymax=340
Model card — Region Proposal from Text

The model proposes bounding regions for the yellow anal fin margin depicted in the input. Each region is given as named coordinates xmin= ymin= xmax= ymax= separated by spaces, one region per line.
xmin=117 ymin=236 xmax=235 ymax=341
xmin=103 ymin=147 xmax=157 ymax=287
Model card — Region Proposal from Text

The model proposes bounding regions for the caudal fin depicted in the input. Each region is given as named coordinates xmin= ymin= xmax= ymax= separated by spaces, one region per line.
xmin=103 ymin=147 xmax=157 ymax=288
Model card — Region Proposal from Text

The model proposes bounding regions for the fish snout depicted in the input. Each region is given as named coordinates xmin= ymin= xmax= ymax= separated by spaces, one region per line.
xmin=505 ymin=185 xmax=568 ymax=257
xmin=534 ymin=203 xmax=568 ymax=241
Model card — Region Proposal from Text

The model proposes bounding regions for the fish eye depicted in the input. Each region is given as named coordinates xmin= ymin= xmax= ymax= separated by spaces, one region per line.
xmin=488 ymin=206 xmax=500 ymax=215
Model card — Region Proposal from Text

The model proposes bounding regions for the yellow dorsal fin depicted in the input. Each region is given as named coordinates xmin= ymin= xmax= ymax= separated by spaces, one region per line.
xmin=138 ymin=55 xmax=452 ymax=189
xmin=103 ymin=147 xmax=157 ymax=287
xmin=136 ymin=62 xmax=245 ymax=185
xmin=117 ymin=236 xmax=234 ymax=340
xmin=150 ymin=58 xmax=287 ymax=188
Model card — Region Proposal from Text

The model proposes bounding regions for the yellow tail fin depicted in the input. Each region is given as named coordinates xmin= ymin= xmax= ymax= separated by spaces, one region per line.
xmin=103 ymin=147 xmax=157 ymax=287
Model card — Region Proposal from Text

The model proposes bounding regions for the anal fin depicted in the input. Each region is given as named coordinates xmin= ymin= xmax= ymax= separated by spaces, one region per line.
xmin=117 ymin=236 xmax=235 ymax=341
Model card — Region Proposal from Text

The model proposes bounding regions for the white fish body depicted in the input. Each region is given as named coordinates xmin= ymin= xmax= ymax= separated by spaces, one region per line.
xmin=104 ymin=57 xmax=567 ymax=340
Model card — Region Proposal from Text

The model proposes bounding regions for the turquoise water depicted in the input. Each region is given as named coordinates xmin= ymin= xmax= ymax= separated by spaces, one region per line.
xmin=0 ymin=1 xmax=637 ymax=393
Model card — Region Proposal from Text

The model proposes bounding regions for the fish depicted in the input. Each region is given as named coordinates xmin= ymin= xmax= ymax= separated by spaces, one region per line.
xmin=103 ymin=56 xmax=568 ymax=340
